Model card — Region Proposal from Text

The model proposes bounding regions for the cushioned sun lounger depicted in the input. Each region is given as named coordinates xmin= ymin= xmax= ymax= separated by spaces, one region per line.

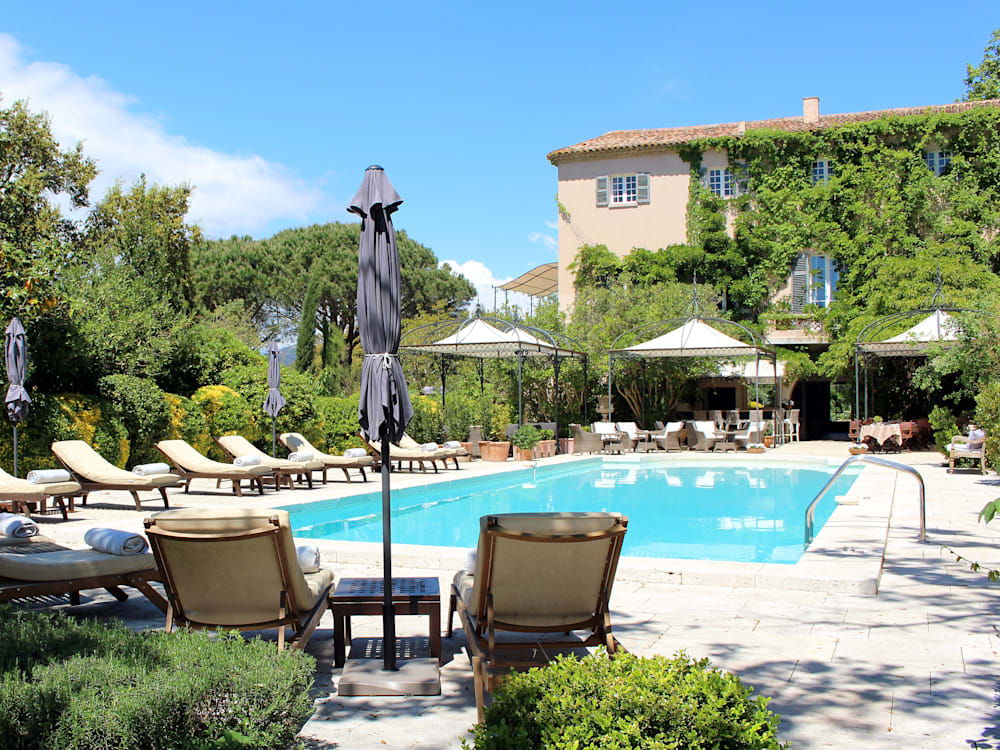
xmin=278 ymin=432 xmax=373 ymax=483
xmin=359 ymin=434 xmax=442 ymax=473
xmin=0 ymin=533 xmax=167 ymax=611
xmin=144 ymin=507 xmax=334 ymax=651
xmin=448 ymin=511 xmax=629 ymax=721
xmin=0 ymin=467 xmax=80 ymax=519
xmin=215 ymin=434 xmax=321 ymax=490
xmin=397 ymin=433 xmax=464 ymax=469
xmin=155 ymin=440 xmax=272 ymax=496
xmin=51 ymin=440 xmax=181 ymax=511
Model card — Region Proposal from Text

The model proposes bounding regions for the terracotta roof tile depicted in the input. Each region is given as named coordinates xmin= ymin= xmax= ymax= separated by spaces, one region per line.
xmin=547 ymin=99 xmax=1000 ymax=164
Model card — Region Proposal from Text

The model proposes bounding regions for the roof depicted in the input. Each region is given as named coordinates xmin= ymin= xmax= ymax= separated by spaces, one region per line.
xmin=858 ymin=310 xmax=961 ymax=356
xmin=401 ymin=317 xmax=584 ymax=359
xmin=547 ymin=99 xmax=1000 ymax=164
xmin=614 ymin=318 xmax=767 ymax=358
xmin=499 ymin=262 xmax=558 ymax=297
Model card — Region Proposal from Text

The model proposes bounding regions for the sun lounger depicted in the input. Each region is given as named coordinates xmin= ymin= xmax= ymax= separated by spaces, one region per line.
xmin=359 ymin=433 xmax=442 ymax=473
xmin=397 ymin=433 xmax=464 ymax=469
xmin=155 ymin=440 xmax=272 ymax=496
xmin=51 ymin=440 xmax=181 ymax=511
xmin=278 ymin=432 xmax=373 ymax=483
xmin=215 ymin=434 xmax=322 ymax=490
xmin=144 ymin=507 xmax=334 ymax=651
xmin=448 ymin=512 xmax=629 ymax=721
xmin=0 ymin=533 xmax=167 ymax=612
xmin=0 ymin=467 xmax=80 ymax=519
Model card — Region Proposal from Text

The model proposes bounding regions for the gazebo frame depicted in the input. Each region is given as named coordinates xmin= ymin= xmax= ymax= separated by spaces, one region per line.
xmin=400 ymin=315 xmax=588 ymax=450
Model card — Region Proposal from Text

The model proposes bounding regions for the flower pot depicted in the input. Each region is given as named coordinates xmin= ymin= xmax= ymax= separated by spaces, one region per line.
xmin=558 ymin=438 xmax=574 ymax=455
xmin=763 ymin=436 xmax=774 ymax=448
xmin=848 ymin=445 xmax=867 ymax=456
xmin=513 ymin=446 xmax=535 ymax=461
xmin=538 ymin=439 xmax=556 ymax=458
xmin=746 ymin=447 xmax=765 ymax=454
xmin=480 ymin=441 xmax=510 ymax=462
xmin=460 ymin=441 xmax=474 ymax=457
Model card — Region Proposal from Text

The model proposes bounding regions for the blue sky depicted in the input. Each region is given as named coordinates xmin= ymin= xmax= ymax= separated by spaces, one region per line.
xmin=2 ymin=1 xmax=997 ymax=308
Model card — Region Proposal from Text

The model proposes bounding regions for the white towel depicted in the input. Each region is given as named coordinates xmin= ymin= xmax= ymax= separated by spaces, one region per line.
xmin=233 ymin=455 xmax=261 ymax=467
xmin=420 ymin=442 xmax=438 ymax=452
xmin=0 ymin=513 xmax=38 ymax=538
xmin=84 ymin=527 xmax=148 ymax=556
xmin=26 ymin=469 xmax=71 ymax=484
xmin=296 ymin=543 xmax=321 ymax=573
xmin=464 ymin=548 xmax=477 ymax=573
xmin=443 ymin=440 xmax=462 ymax=449
xmin=132 ymin=462 xmax=170 ymax=476
xmin=287 ymin=451 xmax=314 ymax=463
xmin=343 ymin=448 xmax=367 ymax=458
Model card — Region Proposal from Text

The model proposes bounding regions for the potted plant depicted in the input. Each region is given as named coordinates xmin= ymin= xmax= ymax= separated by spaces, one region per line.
xmin=746 ymin=442 xmax=766 ymax=454
xmin=849 ymin=442 xmax=868 ymax=455
xmin=511 ymin=425 xmax=541 ymax=461
xmin=537 ymin=428 xmax=556 ymax=458
xmin=557 ymin=424 xmax=574 ymax=455
xmin=762 ymin=422 xmax=775 ymax=448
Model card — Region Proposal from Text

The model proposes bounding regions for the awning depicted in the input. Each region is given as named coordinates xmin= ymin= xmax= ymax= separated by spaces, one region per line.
xmin=616 ymin=318 xmax=767 ymax=358
xmin=858 ymin=310 xmax=960 ymax=356
xmin=402 ymin=317 xmax=580 ymax=359
xmin=716 ymin=359 xmax=786 ymax=383
xmin=499 ymin=262 xmax=558 ymax=297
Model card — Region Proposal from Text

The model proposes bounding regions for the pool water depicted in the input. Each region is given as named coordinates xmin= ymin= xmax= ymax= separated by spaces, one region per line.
xmin=283 ymin=458 xmax=861 ymax=564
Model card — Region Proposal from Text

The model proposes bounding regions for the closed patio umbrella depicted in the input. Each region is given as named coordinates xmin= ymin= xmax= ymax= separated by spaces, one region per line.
xmin=263 ymin=340 xmax=286 ymax=457
xmin=351 ymin=165 xmax=413 ymax=674
xmin=4 ymin=318 xmax=30 ymax=478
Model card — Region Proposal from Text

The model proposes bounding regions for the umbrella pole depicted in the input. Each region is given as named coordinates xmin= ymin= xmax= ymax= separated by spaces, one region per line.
xmin=517 ymin=352 xmax=524 ymax=426
xmin=12 ymin=425 xmax=17 ymax=479
xmin=380 ymin=423 xmax=396 ymax=672
xmin=272 ymin=418 xmax=277 ymax=458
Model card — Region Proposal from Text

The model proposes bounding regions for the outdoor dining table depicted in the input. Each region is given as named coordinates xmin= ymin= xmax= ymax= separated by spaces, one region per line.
xmin=859 ymin=422 xmax=902 ymax=447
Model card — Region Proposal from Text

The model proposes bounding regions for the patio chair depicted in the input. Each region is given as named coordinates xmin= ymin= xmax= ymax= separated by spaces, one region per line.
xmin=615 ymin=422 xmax=654 ymax=452
xmin=51 ymin=440 xmax=181 ymax=511
xmin=397 ymin=433 xmax=464 ymax=469
xmin=0 ymin=532 xmax=167 ymax=612
xmin=359 ymin=434 xmax=441 ymax=473
xmin=689 ymin=421 xmax=724 ymax=451
xmin=734 ymin=421 xmax=766 ymax=449
xmin=591 ymin=422 xmax=634 ymax=453
xmin=709 ymin=410 xmax=725 ymax=430
xmin=215 ymin=434 xmax=321 ymax=489
xmin=447 ymin=512 xmax=628 ymax=721
xmin=782 ymin=409 xmax=800 ymax=442
xmin=278 ymin=432 xmax=373 ymax=483
xmin=570 ymin=423 xmax=603 ymax=454
xmin=948 ymin=429 xmax=987 ymax=475
xmin=654 ymin=421 xmax=685 ymax=452
xmin=144 ymin=508 xmax=334 ymax=651
xmin=466 ymin=426 xmax=484 ymax=458
xmin=156 ymin=440 xmax=273 ymax=496
xmin=0 ymin=466 xmax=80 ymax=519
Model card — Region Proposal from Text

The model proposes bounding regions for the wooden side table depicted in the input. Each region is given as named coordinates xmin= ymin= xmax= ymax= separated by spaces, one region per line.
xmin=331 ymin=576 xmax=441 ymax=668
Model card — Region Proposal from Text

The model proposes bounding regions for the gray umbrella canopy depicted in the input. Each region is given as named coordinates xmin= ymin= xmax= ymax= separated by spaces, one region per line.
xmin=263 ymin=340 xmax=286 ymax=418
xmin=352 ymin=166 xmax=413 ymax=444
xmin=5 ymin=318 xmax=30 ymax=478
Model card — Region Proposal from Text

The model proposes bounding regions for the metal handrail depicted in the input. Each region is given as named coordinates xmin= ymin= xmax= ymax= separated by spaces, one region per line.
xmin=803 ymin=455 xmax=925 ymax=548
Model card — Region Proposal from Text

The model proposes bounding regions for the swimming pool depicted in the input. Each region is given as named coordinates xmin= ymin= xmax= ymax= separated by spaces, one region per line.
xmin=283 ymin=458 xmax=861 ymax=564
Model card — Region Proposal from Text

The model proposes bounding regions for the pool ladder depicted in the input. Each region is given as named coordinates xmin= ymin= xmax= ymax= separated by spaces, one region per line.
xmin=803 ymin=454 xmax=925 ymax=549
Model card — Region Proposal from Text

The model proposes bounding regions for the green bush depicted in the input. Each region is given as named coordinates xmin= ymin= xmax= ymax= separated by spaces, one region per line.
xmin=163 ymin=393 xmax=213 ymax=457
xmin=0 ymin=605 xmax=314 ymax=749
xmin=975 ymin=381 xmax=1000 ymax=471
xmin=218 ymin=361 xmax=324 ymax=452
xmin=408 ymin=394 xmax=445 ymax=443
xmin=98 ymin=375 xmax=170 ymax=466
xmin=468 ymin=651 xmax=784 ymax=750
xmin=0 ymin=394 xmax=129 ymax=472
xmin=511 ymin=424 xmax=541 ymax=449
xmin=443 ymin=393 xmax=477 ymax=443
xmin=190 ymin=385 xmax=260 ymax=461
xmin=163 ymin=323 xmax=260 ymax=395
xmin=929 ymin=405 xmax=960 ymax=457
xmin=315 ymin=395 xmax=363 ymax=453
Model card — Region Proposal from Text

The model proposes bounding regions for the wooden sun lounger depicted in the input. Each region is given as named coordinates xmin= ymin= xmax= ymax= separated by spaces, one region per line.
xmin=215 ymin=435 xmax=319 ymax=490
xmin=155 ymin=440 xmax=272 ymax=496
xmin=359 ymin=433 xmax=440 ymax=473
xmin=0 ymin=467 xmax=80 ymax=519
xmin=278 ymin=432 xmax=373 ymax=484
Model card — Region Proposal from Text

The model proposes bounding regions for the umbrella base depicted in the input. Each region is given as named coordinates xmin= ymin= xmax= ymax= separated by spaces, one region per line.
xmin=338 ymin=654 xmax=440 ymax=696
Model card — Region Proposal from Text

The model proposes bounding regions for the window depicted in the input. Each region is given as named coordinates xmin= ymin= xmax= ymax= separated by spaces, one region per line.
xmin=811 ymin=159 xmax=834 ymax=184
xmin=791 ymin=252 xmax=839 ymax=310
xmin=596 ymin=174 xmax=649 ymax=207
xmin=925 ymin=151 xmax=952 ymax=176
xmin=708 ymin=168 xmax=735 ymax=197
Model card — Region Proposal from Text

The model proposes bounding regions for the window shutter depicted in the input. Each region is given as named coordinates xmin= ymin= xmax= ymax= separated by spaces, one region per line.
xmin=698 ymin=167 xmax=708 ymax=187
xmin=596 ymin=176 xmax=608 ymax=207
xmin=636 ymin=173 xmax=650 ymax=204
xmin=790 ymin=253 xmax=809 ymax=312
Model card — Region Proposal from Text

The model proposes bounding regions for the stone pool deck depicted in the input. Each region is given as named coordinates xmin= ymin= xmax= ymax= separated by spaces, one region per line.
xmin=23 ymin=442 xmax=1000 ymax=749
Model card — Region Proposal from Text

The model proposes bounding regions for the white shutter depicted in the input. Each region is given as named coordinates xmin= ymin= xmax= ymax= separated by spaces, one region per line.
xmin=596 ymin=176 xmax=609 ymax=207
xmin=790 ymin=253 xmax=809 ymax=312
xmin=698 ymin=167 xmax=708 ymax=187
xmin=636 ymin=173 xmax=650 ymax=204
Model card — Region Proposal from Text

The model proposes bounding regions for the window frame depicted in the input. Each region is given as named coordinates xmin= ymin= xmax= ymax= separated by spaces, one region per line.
xmin=598 ymin=172 xmax=650 ymax=208
xmin=708 ymin=168 xmax=735 ymax=198
xmin=925 ymin=150 xmax=952 ymax=176
xmin=810 ymin=159 xmax=834 ymax=185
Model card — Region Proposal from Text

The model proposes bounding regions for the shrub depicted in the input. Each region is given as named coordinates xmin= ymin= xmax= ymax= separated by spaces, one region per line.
xmin=98 ymin=375 xmax=170 ymax=466
xmin=408 ymin=394 xmax=445 ymax=443
xmin=218 ymin=361 xmax=324 ymax=451
xmin=929 ymin=405 xmax=960 ymax=457
xmin=975 ymin=381 xmax=1000 ymax=471
xmin=0 ymin=605 xmax=315 ymax=749
xmin=315 ymin=395 xmax=363 ymax=453
xmin=468 ymin=650 xmax=784 ymax=750
xmin=511 ymin=424 xmax=541 ymax=449
xmin=163 ymin=323 xmax=260 ymax=395
xmin=190 ymin=385 xmax=260 ymax=461
xmin=163 ymin=393 xmax=213 ymax=457
xmin=0 ymin=394 xmax=129 ymax=471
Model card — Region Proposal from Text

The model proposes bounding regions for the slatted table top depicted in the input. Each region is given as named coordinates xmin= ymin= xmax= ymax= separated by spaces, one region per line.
xmin=332 ymin=576 xmax=440 ymax=602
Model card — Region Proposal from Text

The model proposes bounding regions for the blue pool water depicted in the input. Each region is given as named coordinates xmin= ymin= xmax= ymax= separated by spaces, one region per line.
xmin=283 ymin=458 xmax=861 ymax=564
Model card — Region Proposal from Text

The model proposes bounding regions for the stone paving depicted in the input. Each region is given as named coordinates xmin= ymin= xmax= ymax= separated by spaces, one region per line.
xmin=20 ymin=442 xmax=1000 ymax=749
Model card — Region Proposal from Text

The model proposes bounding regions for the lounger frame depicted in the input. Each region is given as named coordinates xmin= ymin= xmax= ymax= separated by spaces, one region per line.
xmin=155 ymin=445 xmax=267 ymax=496
xmin=214 ymin=438 xmax=314 ymax=490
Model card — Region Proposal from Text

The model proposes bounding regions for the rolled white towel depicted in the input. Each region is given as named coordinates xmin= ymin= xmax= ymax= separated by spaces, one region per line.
xmin=26 ymin=469 xmax=71 ymax=484
xmin=343 ymin=448 xmax=367 ymax=458
xmin=420 ymin=442 xmax=439 ymax=452
xmin=233 ymin=455 xmax=262 ymax=467
xmin=443 ymin=440 xmax=462 ymax=449
xmin=464 ymin=548 xmax=477 ymax=573
xmin=132 ymin=462 xmax=170 ymax=476
xmin=0 ymin=513 xmax=38 ymax=538
xmin=84 ymin=527 xmax=148 ymax=556
xmin=295 ymin=543 xmax=321 ymax=573
xmin=287 ymin=451 xmax=314 ymax=462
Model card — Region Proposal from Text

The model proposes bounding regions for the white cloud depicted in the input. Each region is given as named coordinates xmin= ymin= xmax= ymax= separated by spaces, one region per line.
xmin=0 ymin=34 xmax=324 ymax=237
xmin=528 ymin=230 xmax=557 ymax=254
xmin=439 ymin=259 xmax=533 ymax=313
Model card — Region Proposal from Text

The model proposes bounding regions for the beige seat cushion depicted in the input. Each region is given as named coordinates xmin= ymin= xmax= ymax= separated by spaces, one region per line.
xmin=0 ymin=478 xmax=80 ymax=497
xmin=217 ymin=435 xmax=323 ymax=472
xmin=0 ymin=549 xmax=155 ymax=581
xmin=280 ymin=433 xmax=375 ymax=468
xmin=156 ymin=440 xmax=271 ymax=477
xmin=52 ymin=440 xmax=181 ymax=487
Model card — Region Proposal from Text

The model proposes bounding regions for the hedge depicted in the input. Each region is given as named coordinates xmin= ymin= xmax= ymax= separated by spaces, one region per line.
xmin=98 ymin=375 xmax=170 ymax=466
xmin=315 ymin=395 xmax=363 ymax=453
xmin=190 ymin=385 xmax=260 ymax=462
xmin=0 ymin=605 xmax=315 ymax=749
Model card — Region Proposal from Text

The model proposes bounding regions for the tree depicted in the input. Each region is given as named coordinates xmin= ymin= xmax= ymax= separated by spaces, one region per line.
xmin=964 ymin=29 xmax=1000 ymax=101
xmin=0 ymin=97 xmax=97 ymax=325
